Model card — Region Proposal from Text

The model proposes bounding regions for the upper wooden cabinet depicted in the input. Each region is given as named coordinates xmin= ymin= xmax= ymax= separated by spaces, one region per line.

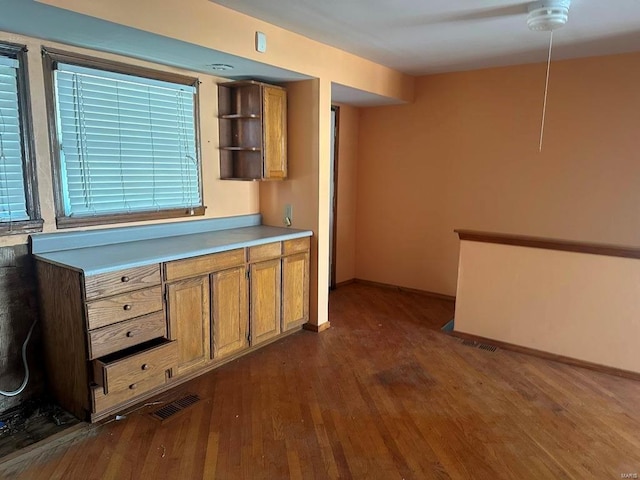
xmin=218 ymin=80 xmax=287 ymax=181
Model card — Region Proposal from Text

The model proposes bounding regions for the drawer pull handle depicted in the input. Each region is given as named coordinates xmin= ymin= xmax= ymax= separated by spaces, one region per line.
xmin=126 ymin=331 xmax=135 ymax=338
xmin=141 ymin=364 xmax=150 ymax=371
xmin=129 ymin=383 xmax=137 ymax=390
xmin=121 ymin=276 xmax=130 ymax=283
xmin=123 ymin=304 xmax=132 ymax=311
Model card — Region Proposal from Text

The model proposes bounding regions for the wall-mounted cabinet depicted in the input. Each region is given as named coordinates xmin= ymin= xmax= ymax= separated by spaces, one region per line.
xmin=218 ymin=80 xmax=287 ymax=181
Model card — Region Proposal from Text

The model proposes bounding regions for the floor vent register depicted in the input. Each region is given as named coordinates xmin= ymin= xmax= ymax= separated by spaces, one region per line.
xmin=460 ymin=339 xmax=499 ymax=353
xmin=149 ymin=394 xmax=201 ymax=422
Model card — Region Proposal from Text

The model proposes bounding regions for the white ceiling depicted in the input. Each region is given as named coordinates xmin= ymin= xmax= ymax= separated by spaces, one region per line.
xmin=3 ymin=1 xmax=639 ymax=106
xmin=209 ymin=0 xmax=640 ymax=75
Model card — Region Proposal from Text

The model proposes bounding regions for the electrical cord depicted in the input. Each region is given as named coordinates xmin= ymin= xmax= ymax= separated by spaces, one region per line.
xmin=0 ymin=319 xmax=37 ymax=397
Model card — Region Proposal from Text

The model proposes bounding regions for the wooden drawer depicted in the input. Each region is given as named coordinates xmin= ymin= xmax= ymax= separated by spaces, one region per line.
xmin=92 ymin=372 xmax=167 ymax=414
xmin=88 ymin=311 xmax=167 ymax=360
xmin=86 ymin=286 xmax=163 ymax=330
xmin=85 ymin=264 xmax=160 ymax=300
xmin=93 ymin=339 xmax=177 ymax=394
xmin=164 ymin=249 xmax=244 ymax=281
xmin=248 ymin=242 xmax=281 ymax=262
xmin=283 ymin=237 xmax=310 ymax=255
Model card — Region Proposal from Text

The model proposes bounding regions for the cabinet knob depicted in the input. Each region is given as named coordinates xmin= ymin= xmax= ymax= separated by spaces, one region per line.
xmin=126 ymin=331 xmax=134 ymax=338
xmin=129 ymin=383 xmax=137 ymax=390
xmin=121 ymin=276 xmax=130 ymax=283
xmin=141 ymin=364 xmax=149 ymax=371
xmin=123 ymin=304 xmax=132 ymax=311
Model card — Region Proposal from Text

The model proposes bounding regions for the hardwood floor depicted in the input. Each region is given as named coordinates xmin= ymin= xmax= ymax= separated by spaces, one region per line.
xmin=4 ymin=282 xmax=640 ymax=479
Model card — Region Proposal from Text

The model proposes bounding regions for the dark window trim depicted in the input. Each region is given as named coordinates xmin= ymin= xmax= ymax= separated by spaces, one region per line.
xmin=0 ymin=42 xmax=42 ymax=235
xmin=57 ymin=207 xmax=206 ymax=229
xmin=42 ymin=47 xmax=205 ymax=229
xmin=0 ymin=219 xmax=44 ymax=236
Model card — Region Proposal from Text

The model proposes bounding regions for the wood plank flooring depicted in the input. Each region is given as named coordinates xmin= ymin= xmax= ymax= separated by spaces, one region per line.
xmin=4 ymin=282 xmax=640 ymax=479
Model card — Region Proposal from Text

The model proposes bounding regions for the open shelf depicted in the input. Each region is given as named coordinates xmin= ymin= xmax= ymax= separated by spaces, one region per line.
xmin=218 ymin=80 xmax=287 ymax=181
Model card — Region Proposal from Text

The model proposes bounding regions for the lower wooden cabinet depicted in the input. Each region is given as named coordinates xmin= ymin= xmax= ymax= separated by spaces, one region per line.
xmin=211 ymin=266 xmax=248 ymax=360
xmin=166 ymin=276 xmax=211 ymax=376
xmin=282 ymin=251 xmax=310 ymax=331
xmin=36 ymin=261 xmax=172 ymax=422
xmin=35 ymin=236 xmax=310 ymax=422
xmin=250 ymin=259 xmax=282 ymax=346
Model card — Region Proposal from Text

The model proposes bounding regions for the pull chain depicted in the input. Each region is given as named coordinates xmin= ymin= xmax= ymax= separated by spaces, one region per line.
xmin=539 ymin=30 xmax=553 ymax=152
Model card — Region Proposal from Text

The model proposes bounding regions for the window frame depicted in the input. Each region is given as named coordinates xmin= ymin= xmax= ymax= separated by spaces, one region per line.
xmin=0 ymin=42 xmax=42 ymax=235
xmin=42 ymin=47 xmax=205 ymax=229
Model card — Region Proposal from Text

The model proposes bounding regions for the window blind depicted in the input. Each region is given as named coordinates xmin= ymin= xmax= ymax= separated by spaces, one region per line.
xmin=53 ymin=63 xmax=201 ymax=217
xmin=0 ymin=55 xmax=29 ymax=222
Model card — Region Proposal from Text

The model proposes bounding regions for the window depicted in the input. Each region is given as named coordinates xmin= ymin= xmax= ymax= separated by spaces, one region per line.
xmin=43 ymin=49 xmax=204 ymax=228
xmin=0 ymin=43 xmax=41 ymax=234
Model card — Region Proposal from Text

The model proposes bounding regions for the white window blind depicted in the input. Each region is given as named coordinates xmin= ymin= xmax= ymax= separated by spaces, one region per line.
xmin=53 ymin=63 xmax=201 ymax=217
xmin=0 ymin=55 xmax=29 ymax=222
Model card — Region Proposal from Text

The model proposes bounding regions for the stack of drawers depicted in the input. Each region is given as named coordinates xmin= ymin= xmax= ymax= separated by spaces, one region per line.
xmin=84 ymin=265 xmax=177 ymax=416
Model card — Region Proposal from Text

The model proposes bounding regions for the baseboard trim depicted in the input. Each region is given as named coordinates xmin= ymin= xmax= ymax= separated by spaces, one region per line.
xmin=352 ymin=279 xmax=456 ymax=302
xmin=449 ymin=330 xmax=640 ymax=382
xmin=304 ymin=322 xmax=331 ymax=333
xmin=334 ymin=279 xmax=356 ymax=288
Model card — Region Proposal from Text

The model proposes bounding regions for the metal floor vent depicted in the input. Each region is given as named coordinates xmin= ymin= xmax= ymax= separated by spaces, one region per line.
xmin=150 ymin=394 xmax=201 ymax=422
xmin=460 ymin=339 xmax=498 ymax=353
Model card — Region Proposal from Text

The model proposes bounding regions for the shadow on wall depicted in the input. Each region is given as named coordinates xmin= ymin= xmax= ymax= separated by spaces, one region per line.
xmin=0 ymin=245 xmax=44 ymax=413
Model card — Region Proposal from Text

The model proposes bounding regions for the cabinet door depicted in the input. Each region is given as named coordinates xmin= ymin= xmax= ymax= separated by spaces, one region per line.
xmin=262 ymin=86 xmax=287 ymax=179
xmin=282 ymin=252 xmax=309 ymax=331
xmin=250 ymin=259 xmax=281 ymax=345
xmin=166 ymin=276 xmax=210 ymax=376
xmin=211 ymin=267 xmax=249 ymax=360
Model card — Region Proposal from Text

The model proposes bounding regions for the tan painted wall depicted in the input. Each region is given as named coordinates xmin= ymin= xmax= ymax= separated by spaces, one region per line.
xmin=0 ymin=30 xmax=259 ymax=248
xmin=36 ymin=0 xmax=414 ymax=103
xmin=454 ymin=240 xmax=640 ymax=373
xmin=334 ymin=104 xmax=359 ymax=284
xmin=357 ymin=51 xmax=640 ymax=296
xmin=34 ymin=0 xmax=415 ymax=327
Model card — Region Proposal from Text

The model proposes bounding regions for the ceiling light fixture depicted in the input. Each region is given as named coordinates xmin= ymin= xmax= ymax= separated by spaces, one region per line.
xmin=527 ymin=0 xmax=570 ymax=31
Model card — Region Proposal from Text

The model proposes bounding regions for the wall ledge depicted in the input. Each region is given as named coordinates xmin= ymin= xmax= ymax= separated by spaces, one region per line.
xmin=455 ymin=229 xmax=640 ymax=260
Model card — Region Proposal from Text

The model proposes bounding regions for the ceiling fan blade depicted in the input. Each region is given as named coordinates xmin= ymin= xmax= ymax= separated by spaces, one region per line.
xmin=425 ymin=3 xmax=529 ymax=25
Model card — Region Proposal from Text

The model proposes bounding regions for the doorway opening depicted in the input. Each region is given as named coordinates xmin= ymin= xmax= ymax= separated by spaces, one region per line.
xmin=329 ymin=106 xmax=340 ymax=290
